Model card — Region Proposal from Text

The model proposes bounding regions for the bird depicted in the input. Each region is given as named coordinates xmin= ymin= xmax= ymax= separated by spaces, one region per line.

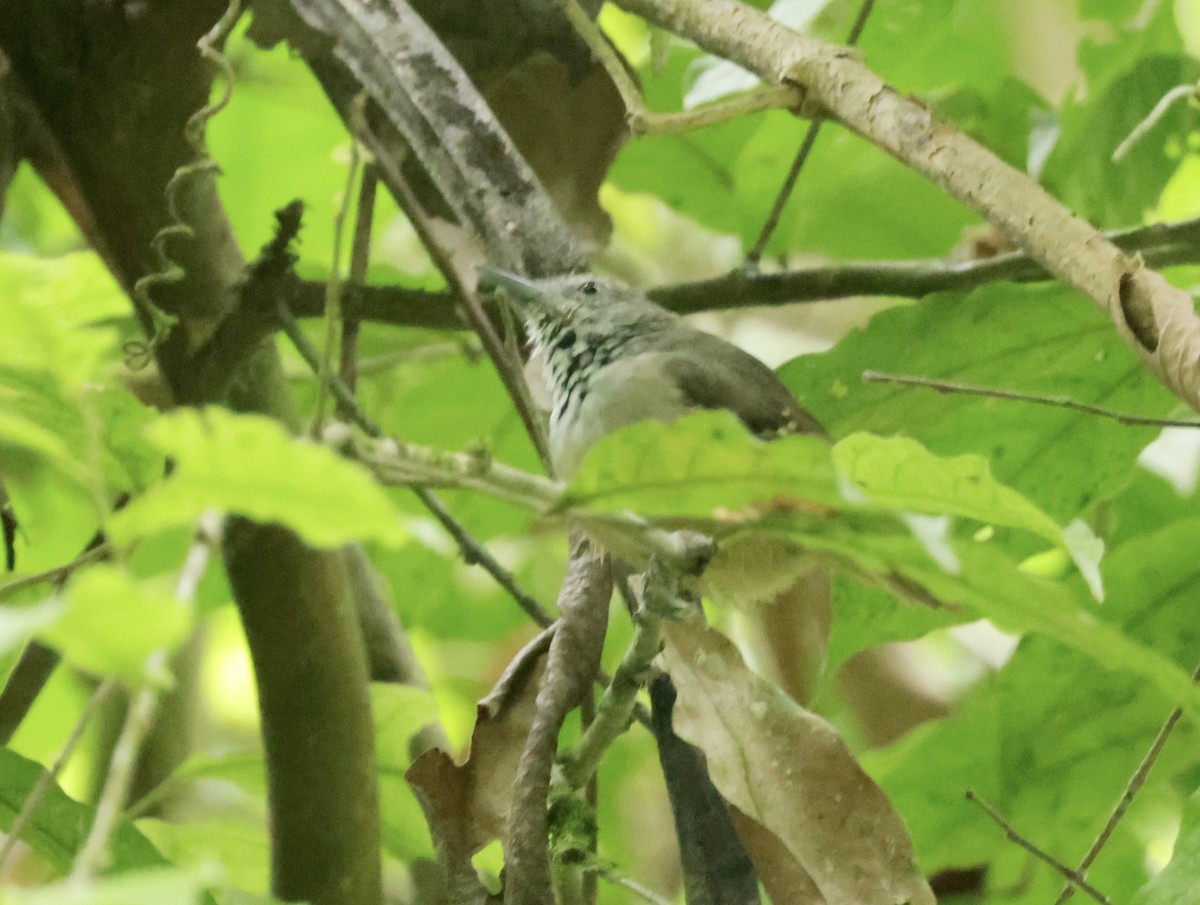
xmin=477 ymin=267 xmax=826 ymax=477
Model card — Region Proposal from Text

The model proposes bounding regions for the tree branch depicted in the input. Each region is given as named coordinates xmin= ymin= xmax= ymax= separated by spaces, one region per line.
xmin=615 ymin=0 xmax=1200 ymax=414
xmin=1 ymin=5 xmax=386 ymax=899
xmin=281 ymin=215 xmax=1200 ymax=330
xmin=505 ymin=533 xmax=613 ymax=905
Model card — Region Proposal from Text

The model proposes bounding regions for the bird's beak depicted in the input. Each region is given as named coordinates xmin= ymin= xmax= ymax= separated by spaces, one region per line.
xmin=477 ymin=266 xmax=559 ymax=317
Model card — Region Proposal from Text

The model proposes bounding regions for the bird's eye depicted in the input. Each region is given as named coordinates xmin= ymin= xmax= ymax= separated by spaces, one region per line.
xmin=580 ymin=281 xmax=598 ymax=295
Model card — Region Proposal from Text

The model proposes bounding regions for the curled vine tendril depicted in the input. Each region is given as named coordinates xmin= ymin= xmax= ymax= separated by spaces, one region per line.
xmin=126 ymin=0 xmax=243 ymax=370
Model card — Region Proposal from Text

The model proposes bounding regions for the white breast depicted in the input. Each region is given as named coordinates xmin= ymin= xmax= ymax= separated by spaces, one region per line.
xmin=549 ymin=352 xmax=690 ymax=478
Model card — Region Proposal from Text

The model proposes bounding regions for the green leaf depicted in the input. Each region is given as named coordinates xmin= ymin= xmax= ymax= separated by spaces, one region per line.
xmin=169 ymin=752 xmax=267 ymax=800
xmin=932 ymin=78 xmax=1052 ymax=172
xmin=108 ymin=408 xmax=407 ymax=549
xmin=735 ymin=117 xmax=981 ymax=258
xmin=833 ymin=433 xmax=1064 ymax=541
xmin=823 ymin=576 xmax=965 ymax=674
xmin=854 ymin=0 xmax=1012 ymax=94
xmin=0 ymin=367 xmax=159 ymax=558
xmin=865 ymin=517 xmax=1200 ymax=893
xmin=779 ymin=282 xmax=1178 ymax=523
xmin=0 ymin=747 xmax=168 ymax=876
xmin=861 ymin=703 xmax=1004 ymax=869
xmin=561 ymin=410 xmax=840 ymax=516
xmin=775 ymin=515 xmax=1200 ymax=722
xmin=38 ymin=564 xmax=191 ymax=682
xmin=565 ymin=412 xmax=1097 ymax=574
xmin=0 ymin=252 xmax=126 ymax=389
xmin=138 ymin=819 xmax=269 ymax=897
xmin=1136 ymin=790 xmax=1200 ymax=905
xmin=1044 ymin=55 xmax=1200 ymax=226
xmin=832 ymin=433 xmax=1105 ymax=596
xmin=0 ymin=867 xmax=216 ymax=905
xmin=1077 ymin=0 xmax=1185 ymax=100
xmin=372 ymin=683 xmax=437 ymax=860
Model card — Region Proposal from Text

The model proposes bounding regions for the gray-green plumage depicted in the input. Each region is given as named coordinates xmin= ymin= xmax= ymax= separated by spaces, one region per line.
xmin=479 ymin=268 xmax=826 ymax=476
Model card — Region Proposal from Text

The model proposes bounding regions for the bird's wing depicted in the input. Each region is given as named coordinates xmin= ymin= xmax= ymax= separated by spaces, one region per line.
xmin=660 ymin=335 xmax=827 ymax=440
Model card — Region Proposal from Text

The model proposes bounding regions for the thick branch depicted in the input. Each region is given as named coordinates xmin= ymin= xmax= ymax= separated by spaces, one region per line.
xmin=225 ymin=521 xmax=380 ymax=905
xmin=1 ymin=7 xmax=385 ymax=901
xmin=616 ymin=0 xmax=1200 ymax=413
xmin=258 ymin=0 xmax=583 ymax=278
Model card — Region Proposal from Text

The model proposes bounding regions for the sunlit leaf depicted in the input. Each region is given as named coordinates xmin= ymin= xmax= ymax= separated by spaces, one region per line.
xmin=1136 ymin=789 xmax=1200 ymax=905
xmin=0 ymin=867 xmax=215 ymax=905
xmin=780 ymin=282 xmax=1177 ymax=523
xmin=38 ymin=564 xmax=190 ymax=682
xmin=373 ymin=683 xmax=439 ymax=860
xmin=0 ymin=748 xmax=168 ymax=876
xmin=138 ymin=819 xmax=269 ymax=897
xmin=561 ymin=410 xmax=840 ymax=515
xmin=108 ymin=408 xmax=408 ymax=549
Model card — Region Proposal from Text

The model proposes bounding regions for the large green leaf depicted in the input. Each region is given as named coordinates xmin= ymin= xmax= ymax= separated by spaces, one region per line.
xmin=865 ymin=516 xmax=1200 ymax=891
xmin=853 ymin=0 xmax=1012 ymax=94
xmin=560 ymin=410 xmax=840 ymax=516
xmin=1076 ymin=0 xmax=1185 ymax=101
xmin=832 ymin=432 xmax=1104 ymax=595
xmin=137 ymin=820 xmax=269 ymax=898
xmin=779 ymin=282 xmax=1178 ymax=523
xmin=37 ymin=564 xmax=191 ymax=683
xmin=823 ymin=575 xmax=966 ymax=674
xmin=0 ymin=251 xmax=126 ymax=389
xmin=563 ymin=411 xmax=1097 ymax=567
xmin=0 ymin=748 xmax=168 ymax=876
xmin=770 ymin=512 xmax=1200 ymax=721
xmin=108 ymin=408 xmax=407 ymax=549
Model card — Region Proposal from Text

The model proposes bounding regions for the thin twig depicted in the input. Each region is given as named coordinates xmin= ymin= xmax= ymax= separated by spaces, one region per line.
xmin=1113 ymin=83 xmax=1198 ymax=162
xmin=285 ymin=214 xmax=1200 ymax=328
xmin=0 ymin=546 xmax=110 ymax=601
xmin=340 ymin=161 xmax=378 ymax=403
xmin=594 ymin=867 xmax=674 ymax=905
xmin=414 ymin=488 xmax=556 ymax=628
xmin=277 ymin=300 xmax=556 ymax=627
xmin=0 ymin=678 xmax=118 ymax=875
xmin=553 ymin=0 xmax=800 ymax=137
xmin=562 ymin=611 xmax=662 ymax=789
xmin=966 ymin=791 xmax=1112 ymax=905
xmin=862 ymin=370 xmax=1200 ymax=427
xmin=1054 ymin=658 xmax=1200 ymax=905
xmin=313 ymin=130 xmax=362 ymax=437
xmin=364 ymin=126 xmax=553 ymax=471
xmin=746 ymin=0 xmax=877 ymax=264
xmin=70 ymin=511 xmax=221 ymax=881
xmin=354 ymin=433 xmax=718 ymax=573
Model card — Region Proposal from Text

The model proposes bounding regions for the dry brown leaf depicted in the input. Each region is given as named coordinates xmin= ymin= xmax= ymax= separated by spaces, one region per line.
xmin=728 ymin=807 xmax=825 ymax=905
xmin=660 ymin=619 xmax=934 ymax=905
xmin=406 ymin=655 xmax=546 ymax=859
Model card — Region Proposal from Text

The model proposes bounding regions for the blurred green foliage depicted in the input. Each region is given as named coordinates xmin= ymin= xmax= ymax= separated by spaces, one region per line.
xmin=4 ymin=1 xmax=1200 ymax=903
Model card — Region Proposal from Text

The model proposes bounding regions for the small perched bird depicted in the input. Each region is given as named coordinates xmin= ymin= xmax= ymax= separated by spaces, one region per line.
xmin=477 ymin=267 xmax=825 ymax=476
